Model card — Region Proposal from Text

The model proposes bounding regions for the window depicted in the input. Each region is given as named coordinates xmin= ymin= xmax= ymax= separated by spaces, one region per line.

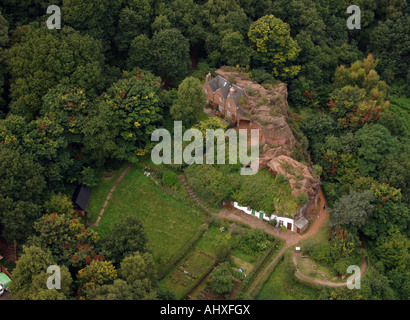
xmin=228 ymin=102 xmax=231 ymax=108
xmin=219 ymin=97 xmax=223 ymax=102
xmin=227 ymin=110 xmax=231 ymax=117
xmin=218 ymin=104 xmax=223 ymax=111
xmin=204 ymin=88 xmax=208 ymax=94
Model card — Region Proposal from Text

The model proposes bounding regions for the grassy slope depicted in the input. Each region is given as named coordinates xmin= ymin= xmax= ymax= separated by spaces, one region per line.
xmin=90 ymin=166 xmax=204 ymax=271
xmin=256 ymin=258 xmax=319 ymax=300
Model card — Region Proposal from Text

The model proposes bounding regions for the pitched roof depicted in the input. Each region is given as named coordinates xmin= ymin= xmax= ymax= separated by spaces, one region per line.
xmin=294 ymin=217 xmax=309 ymax=229
xmin=207 ymin=75 xmax=246 ymax=106
xmin=72 ymin=185 xmax=92 ymax=211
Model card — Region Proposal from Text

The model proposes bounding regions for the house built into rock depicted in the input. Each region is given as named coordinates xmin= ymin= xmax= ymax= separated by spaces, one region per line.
xmin=204 ymin=67 xmax=320 ymax=233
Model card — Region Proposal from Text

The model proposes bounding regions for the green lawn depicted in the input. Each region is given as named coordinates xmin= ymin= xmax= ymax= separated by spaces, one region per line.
xmin=256 ymin=258 xmax=319 ymax=300
xmin=87 ymin=162 xmax=129 ymax=223
xmin=90 ymin=166 xmax=205 ymax=271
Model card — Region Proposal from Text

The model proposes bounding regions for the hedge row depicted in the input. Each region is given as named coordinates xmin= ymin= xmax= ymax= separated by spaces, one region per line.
xmin=235 ymin=239 xmax=281 ymax=297
xmin=182 ymin=260 xmax=219 ymax=300
xmin=249 ymin=246 xmax=286 ymax=298
xmin=158 ymin=223 xmax=209 ymax=280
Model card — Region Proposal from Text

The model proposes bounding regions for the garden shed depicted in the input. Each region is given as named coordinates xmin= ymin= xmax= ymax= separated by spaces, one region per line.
xmin=72 ymin=185 xmax=92 ymax=212
xmin=294 ymin=217 xmax=309 ymax=234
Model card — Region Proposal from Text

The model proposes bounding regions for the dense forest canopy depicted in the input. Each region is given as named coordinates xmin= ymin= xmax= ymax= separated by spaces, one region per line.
xmin=0 ymin=0 xmax=408 ymax=301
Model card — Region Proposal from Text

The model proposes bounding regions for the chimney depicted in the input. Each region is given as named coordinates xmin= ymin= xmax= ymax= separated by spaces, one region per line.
xmin=206 ymin=71 xmax=211 ymax=82
xmin=230 ymin=87 xmax=235 ymax=95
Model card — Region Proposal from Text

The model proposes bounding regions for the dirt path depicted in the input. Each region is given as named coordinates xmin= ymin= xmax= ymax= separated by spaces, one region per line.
xmin=91 ymin=162 xmax=133 ymax=227
xmin=180 ymin=177 xmax=368 ymax=293
xmin=245 ymin=189 xmax=329 ymax=294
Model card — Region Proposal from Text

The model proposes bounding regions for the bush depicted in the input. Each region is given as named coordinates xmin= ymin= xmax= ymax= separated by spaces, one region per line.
xmin=301 ymin=240 xmax=315 ymax=255
xmin=216 ymin=244 xmax=232 ymax=263
xmin=296 ymin=192 xmax=308 ymax=206
xmin=310 ymin=243 xmax=336 ymax=266
xmin=238 ymin=229 xmax=269 ymax=255
xmin=210 ymin=262 xmax=234 ymax=295
xmin=162 ymin=171 xmax=179 ymax=187
xmin=269 ymin=217 xmax=277 ymax=227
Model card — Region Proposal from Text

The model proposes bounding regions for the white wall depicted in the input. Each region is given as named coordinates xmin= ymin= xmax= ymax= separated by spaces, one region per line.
xmin=233 ymin=202 xmax=295 ymax=232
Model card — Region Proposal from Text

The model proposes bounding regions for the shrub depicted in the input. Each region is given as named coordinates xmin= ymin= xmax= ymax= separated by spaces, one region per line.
xmin=296 ymin=192 xmax=308 ymax=206
xmin=216 ymin=244 xmax=232 ymax=263
xmin=162 ymin=171 xmax=179 ymax=187
xmin=210 ymin=262 xmax=234 ymax=294
xmin=269 ymin=217 xmax=277 ymax=227
xmin=238 ymin=229 xmax=269 ymax=255
xmin=301 ymin=240 xmax=315 ymax=255
xmin=310 ymin=243 xmax=336 ymax=266
xmin=247 ymin=87 xmax=256 ymax=96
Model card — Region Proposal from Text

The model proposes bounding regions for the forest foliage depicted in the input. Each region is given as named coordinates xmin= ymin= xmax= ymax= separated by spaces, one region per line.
xmin=0 ymin=0 xmax=408 ymax=300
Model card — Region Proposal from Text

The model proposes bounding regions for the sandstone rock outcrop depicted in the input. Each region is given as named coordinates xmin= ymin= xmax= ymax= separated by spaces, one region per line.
xmin=215 ymin=68 xmax=296 ymax=151
xmin=215 ymin=67 xmax=320 ymax=220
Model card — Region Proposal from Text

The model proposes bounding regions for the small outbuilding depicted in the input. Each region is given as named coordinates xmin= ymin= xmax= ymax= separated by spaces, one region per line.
xmin=72 ymin=185 xmax=92 ymax=213
xmin=294 ymin=217 xmax=309 ymax=234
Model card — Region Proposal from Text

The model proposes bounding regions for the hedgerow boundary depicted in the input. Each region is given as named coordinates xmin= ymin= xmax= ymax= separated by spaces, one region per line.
xmin=158 ymin=223 xmax=210 ymax=280
xmin=234 ymin=239 xmax=282 ymax=298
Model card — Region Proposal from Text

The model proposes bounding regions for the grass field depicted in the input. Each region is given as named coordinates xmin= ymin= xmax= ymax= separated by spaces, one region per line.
xmin=256 ymin=258 xmax=319 ymax=300
xmin=89 ymin=165 xmax=205 ymax=271
xmin=86 ymin=162 xmax=129 ymax=223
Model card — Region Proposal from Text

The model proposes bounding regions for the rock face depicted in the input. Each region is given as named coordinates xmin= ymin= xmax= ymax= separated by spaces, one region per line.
xmin=263 ymin=155 xmax=320 ymax=220
xmin=215 ymin=67 xmax=320 ymax=220
xmin=215 ymin=68 xmax=296 ymax=151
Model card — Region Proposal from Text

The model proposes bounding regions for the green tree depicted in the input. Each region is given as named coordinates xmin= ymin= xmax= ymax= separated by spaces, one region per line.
xmin=329 ymin=190 xmax=374 ymax=230
xmin=43 ymin=193 xmax=75 ymax=216
xmin=0 ymin=148 xmax=45 ymax=244
xmin=210 ymin=262 xmax=234 ymax=295
xmin=248 ymin=14 xmax=301 ymax=78
xmin=77 ymin=260 xmax=118 ymax=298
xmin=354 ymin=124 xmax=401 ymax=177
xmin=85 ymin=279 xmax=145 ymax=300
xmin=369 ymin=14 xmax=410 ymax=86
xmin=378 ymin=154 xmax=410 ymax=205
xmin=374 ymin=229 xmax=409 ymax=272
xmin=127 ymin=34 xmax=153 ymax=71
xmin=118 ymin=251 xmax=158 ymax=298
xmin=81 ymin=99 xmax=120 ymax=167
xmin=157 ymin=0 xmax=205 ymax=47
xmin=151 ymin=28 xmax=191 ymax=81
xmin=0 ymin=12 xmax=8 ymax=112
xmin=170 ymin=76 xmax=206 ymax=125
xmin=333 ymin=54 xmax=390 ymax=104
xmin=62 ymin=0 xmax=119 ymax=51
xmin=5 ymin=23 xmax=107 ymax=120
xmin=27 ymin=265 xmax=73 ymax=300
xmin=310 ymin=242 xmax=336 ymax=266
xmin=10 ymin=246 xmax=54 ymax=300
xmin=103 ymin=70 xmax=163 ymax=162
xmin=114 ymin=0 xmax=153 ymax=53
xmin=362 ymin=183 xmax=409 ymax=239
xmin=28 ymin=213 xmax=101 ymax=271
xmin=103 ymin=216 xmax=149 ymax=264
